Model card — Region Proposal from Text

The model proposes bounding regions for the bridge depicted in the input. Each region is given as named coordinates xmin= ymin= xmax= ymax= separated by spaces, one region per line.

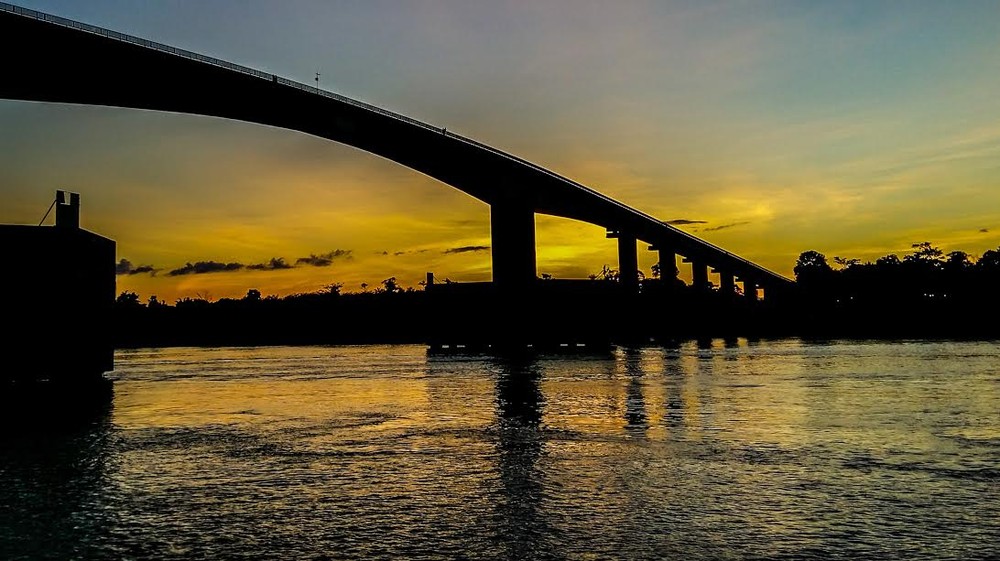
xmin=0 ymin=2 xmax=792 ymax=301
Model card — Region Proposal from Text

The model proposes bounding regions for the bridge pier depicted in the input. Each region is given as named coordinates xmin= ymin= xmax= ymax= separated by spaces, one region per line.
xmin=620 ymin=234 xmax=639 ymax=293
xmin=649 ymin=244 xmax=678 ymax=280
xmin=685 ymin=258 xmax=711 ymax=292
xmin=607 ymin=230 xmax=639 ymax=293
xmin=490 ymin=198 xmax=536 ymax=290
xmin=742 ymin=278 xmax=759 ymax=302
xmin=717 ymin=270 xmax=736 ymax=297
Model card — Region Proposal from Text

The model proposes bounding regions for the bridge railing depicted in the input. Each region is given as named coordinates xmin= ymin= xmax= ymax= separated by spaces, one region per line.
xmin=0 ymin=1 xmax=790 ymax=283
xmin=0 ymin=3 xmax=448 ymax=131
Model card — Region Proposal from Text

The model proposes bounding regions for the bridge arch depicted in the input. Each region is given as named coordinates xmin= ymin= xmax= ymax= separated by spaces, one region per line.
xmin=0 ymin=3 xmax=791 ymax=296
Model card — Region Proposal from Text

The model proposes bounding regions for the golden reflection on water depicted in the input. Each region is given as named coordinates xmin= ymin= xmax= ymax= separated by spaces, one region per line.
xmin=52 ymin=340 xmax=998 ymax=559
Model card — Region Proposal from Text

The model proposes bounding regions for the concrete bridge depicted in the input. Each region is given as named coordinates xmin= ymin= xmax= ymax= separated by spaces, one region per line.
xmin=0 ymin=3 xmax=792 ymax=300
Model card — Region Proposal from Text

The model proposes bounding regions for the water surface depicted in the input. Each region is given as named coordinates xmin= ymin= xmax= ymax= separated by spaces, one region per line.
xmin=2 ymin=339 xmax=998 ymax=559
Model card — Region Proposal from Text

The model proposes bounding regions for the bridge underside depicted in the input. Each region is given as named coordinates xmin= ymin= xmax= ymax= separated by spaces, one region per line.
xmin=0 ymin=7 xmax=793 ymax=299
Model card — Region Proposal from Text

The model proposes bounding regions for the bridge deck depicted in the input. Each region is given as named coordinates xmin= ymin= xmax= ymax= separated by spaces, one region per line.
xmin=0 ymin=2 xmax=792 ymax=289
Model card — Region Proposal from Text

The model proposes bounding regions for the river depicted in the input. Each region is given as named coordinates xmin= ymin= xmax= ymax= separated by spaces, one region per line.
xmin=2 ymin=339 xmax=998 ymax=559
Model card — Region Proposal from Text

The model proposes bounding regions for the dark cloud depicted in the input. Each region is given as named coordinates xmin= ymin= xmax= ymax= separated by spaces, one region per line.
xmin=162 ymin=250 xmax=350 ymax=276
xmin=168 ymin=261 xmax=244 ymax=276
xmin=295 ymin=249 xmax=352 ymax=267
xmin=247 ymin=257 xmax=293 ymax=270
xmin=664 ymin=219 xmax=707 ymax=225
xmin=443 ymin=245 xmax=490 ymax=254
xmin=699 ymin=221 xmax=750 ymax=232
xmin=980 ymin=228 xmax=990 ymax=233
xmin=116 ymin=258 xmax=157 ymax=276
xmin=377 ymin=249 xmax=430 ymax=257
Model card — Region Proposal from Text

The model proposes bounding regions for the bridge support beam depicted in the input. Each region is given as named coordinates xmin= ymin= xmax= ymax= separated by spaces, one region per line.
xmin=491 ymin=198 xmax=536 ymax=290
xmin=685 ymin=258 xmax=710 ymax=292
xmin=742 ymin=278 xmax=758 ymax=302
xmin=717 ymin=270 xmax=736 ymax=297
xmin=608 ymin=230 xmax=639 ymax=294
xmin=649 ymin=244 xmax=677 ymax=281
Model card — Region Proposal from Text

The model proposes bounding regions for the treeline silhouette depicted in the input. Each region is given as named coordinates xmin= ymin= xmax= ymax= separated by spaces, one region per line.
xmin=112 ymin=241 xmax=1000 ymax=348
xmin=114 ymin=277 xmax=428 ymax=347
xmin=792 ymin=242 xmax=1000 ymax=337
xmin=112 ymin=273 xmax=787 ymax=348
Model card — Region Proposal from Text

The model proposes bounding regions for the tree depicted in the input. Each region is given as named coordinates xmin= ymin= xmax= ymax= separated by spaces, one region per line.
xmin=793 ymin=251 xmax=832 ymax=280
xmin=793 ymin=250 xmax=837 ymax=302
xmin=591 ymin=265 xmax=619 ymax=282
xmin=833 ymin=256 xmax=860 ymax=269
xmin=378 ymin=277 xmax=402 ymax=294
xmin=116 ymin=291 xmax=143 ymax=308
xmin=875 ymin=254 xmax=901 ymax=268
xmin=944 ymin=251 xmax=972 ymax=272
xmin=243 ymin=288 xmax=262 ymax=302
xmin=904 ymin=242 xmax=944 ymax=266
xmin=977 ymin=248 xmax=1000 ymax=270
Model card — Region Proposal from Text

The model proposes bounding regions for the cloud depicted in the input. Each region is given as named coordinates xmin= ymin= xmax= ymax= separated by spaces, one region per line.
xmin=115 ymin=258 xmax=157 ymax=276
xmin=664 ymin=219 xmax=707 ymax=225
xmin=980 ymin=228 xmax=990 ymax=233
xmin=168 ymin=261 xmax=245 ymax=276
xmin=385 ymin=249 xmax=430 ymax=256
xmin=159 ymin=249 xmax=350 ymax=277
xmin=246 ymin=257 xmax=293 ymax=270
xmin=295 ymin=249 xmax=353 ymax=267
xmin=443 ymin=245 xmax=490 ymax=254
xmin=699 ymin=221 xmax=750 ymax=232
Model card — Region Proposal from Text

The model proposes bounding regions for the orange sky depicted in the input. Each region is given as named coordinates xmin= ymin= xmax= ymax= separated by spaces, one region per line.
xmin=2 ymin=1 xmax=999 ymax=303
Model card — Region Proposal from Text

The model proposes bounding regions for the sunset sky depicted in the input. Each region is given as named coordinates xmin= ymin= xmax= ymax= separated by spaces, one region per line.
xmin=2 ymin=1 xmax=999 ymax=302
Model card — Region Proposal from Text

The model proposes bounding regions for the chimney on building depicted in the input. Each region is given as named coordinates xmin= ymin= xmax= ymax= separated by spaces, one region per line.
xmin=55 ymin=190 xmax=80 ymax=229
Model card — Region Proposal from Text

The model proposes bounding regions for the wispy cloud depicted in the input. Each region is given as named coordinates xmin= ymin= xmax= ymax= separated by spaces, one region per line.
xmin=169 ymin=261 xmax=244 ymax=276
xmin=381 ymin=249 xmax=431 ymax=256
xmin=295 ymin=249 xmax=353 ymax=267
xmin=115 ymin=258 xmax=157 ymax=276
xmin=247 ymin=257 xmax=293 ymax=270
xmin=159 ymin=250 xmax=351 ymax=276
xmin=699 ymin=221 xmax=750 ymax=232
xmin=443 ymin=245 xmax=490 ymax=254
xmin=664 ymin=219 xmax=707 ymax=225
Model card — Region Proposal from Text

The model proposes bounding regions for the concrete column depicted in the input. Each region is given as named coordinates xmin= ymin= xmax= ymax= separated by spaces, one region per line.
xmin=654 ymin=246 xmax=677 ymax=280
xmin=718 ymin=270 xmax=736 ymax=296
xmin=490 ymin=198 xmax=536 ymax=290
xmin=691 ymin=260 xmax=710 ymax=292
xmin=743 ymin=279 xmax=758 ymax=302
xmin=618 ymin=234 xmax=639 ymax=293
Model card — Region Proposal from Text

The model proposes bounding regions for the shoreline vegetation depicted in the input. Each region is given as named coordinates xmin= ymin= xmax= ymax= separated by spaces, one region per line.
xmin=112 ymin=243 xmax=1000 ymax=348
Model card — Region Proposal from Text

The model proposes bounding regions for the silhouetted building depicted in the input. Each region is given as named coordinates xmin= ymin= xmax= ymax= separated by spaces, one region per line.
xmin=0 ymin=191 xmax=115 ymax=385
